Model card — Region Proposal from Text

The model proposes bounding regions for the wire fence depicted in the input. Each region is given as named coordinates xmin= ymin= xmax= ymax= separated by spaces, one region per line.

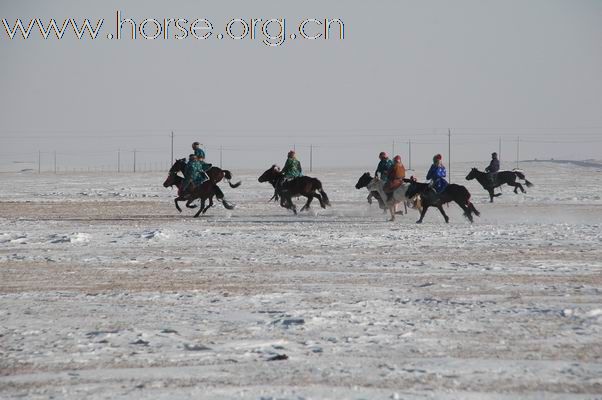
xmin=1 ymin=128 xmax=601 ymax=174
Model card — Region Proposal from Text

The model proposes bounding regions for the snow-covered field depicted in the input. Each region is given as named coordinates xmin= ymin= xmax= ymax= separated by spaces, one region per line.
xmin=1 ymin=162 xmax=601 ymax=399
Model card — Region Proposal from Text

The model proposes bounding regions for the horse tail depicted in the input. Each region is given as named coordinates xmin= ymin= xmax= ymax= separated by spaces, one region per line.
xmin=223 ymin=170 xmax=242 ymax=188
xmin=514 ymin=170 xmax=533 ymax=187
xmin=513 ymin=170 xmax=526 ymax=180
xmin=320 ymin=189 xmax=330 ymax=206
xmin=315 ymin=179 xmax=331 ymax=206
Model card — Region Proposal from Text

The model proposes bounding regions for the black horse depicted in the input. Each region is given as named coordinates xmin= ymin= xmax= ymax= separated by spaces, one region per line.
xmin=405 ymin=178 xmax=480 ymax=224
xmin=163 ymin=159 xmax=240 ymax=217
xmin=258 ymin=165 xmax=330 ymax=214
xmin=465 ymin=168 xmax=533 ymax=202
xmin=354 ymin=172 xmax=386 ymax=211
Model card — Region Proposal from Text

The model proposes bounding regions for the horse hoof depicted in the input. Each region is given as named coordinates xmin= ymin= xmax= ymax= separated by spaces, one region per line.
xmin=416 ymin=220 xmax=422 ymax=224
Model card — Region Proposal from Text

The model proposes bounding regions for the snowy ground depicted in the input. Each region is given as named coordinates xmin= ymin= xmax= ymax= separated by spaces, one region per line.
xmin=1 ymin=162 xmax=601 ymax=399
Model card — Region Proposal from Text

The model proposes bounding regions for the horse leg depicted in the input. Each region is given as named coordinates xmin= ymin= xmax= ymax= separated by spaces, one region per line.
xmin=186 ymin=199 xmax=198 ymax=208
xmin=281 ymin=194 xmax=296 ymax=214
xmin=194 ymin=199 xmax=204 ymax=218
xmin=508 ymin=181 xmax=521 ymax=194
xmin=174 ymin=197 xmax=183 ymax=212
xmin=315 ymin=193 xmax=326 ymax=209
xmin=517 ymin=182 xmax=526 ymax=193
xmin=416 ymin=205 xmax=429 ymax=224
xmin=300 ymin=195 xmax=314 ymax=212
xmin=488 ymin=188 xmax=495 ymax=203
xmin=437 ymin=205 xmax=450 ymax=223
xmin=202 ymin=197 xmax=213 ymax=214
xmin=389 ymin=205 xmax=396 ymax=221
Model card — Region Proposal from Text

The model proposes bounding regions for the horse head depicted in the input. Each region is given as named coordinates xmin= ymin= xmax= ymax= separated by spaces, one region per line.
xmin=164 ymin=158 xmax=186 ymax=188
xmin=163 ymin=173 xmax=178 ymax=188
xmin=258 ymin=165 xmax=281 ymax=183
xmin=169 ymin=158 xmax=187 ymax=175
xmin=355 ymin=172 xmax=373 ymax=189
xmin=465 ymin=168 xmax=478 ymax=181
xmin=405 ymin=179 xmax=421 ymax=199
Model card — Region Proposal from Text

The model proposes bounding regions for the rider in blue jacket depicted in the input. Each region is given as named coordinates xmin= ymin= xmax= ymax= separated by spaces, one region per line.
xmin=426 ymin=154 xmax=448 ymax=193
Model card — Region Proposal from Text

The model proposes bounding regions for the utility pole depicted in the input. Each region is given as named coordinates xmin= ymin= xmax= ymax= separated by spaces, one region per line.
xmin=38 ymin=150 xmax=41 ymax=174
xmin=499 ymin=137 xmax=502 ymax=162
xmin=448 ymin=128 xmax=451 ymax=183
xmin=118 ymin=149 xmax=121 ymax=173
xmin=133 ymin=150 xmax=137 ymax=173
xmin=408 ymin=140 xmax=412 ymax=170
xmin=516 ymin=136 xmax=520 ymax=168
xmin=54 ymin=151 xmax=57 ymax=174
xmin=310 ymin=144 xmax=313 ymax=172
xmin=170 ymin=131 xmax=174 ymax=164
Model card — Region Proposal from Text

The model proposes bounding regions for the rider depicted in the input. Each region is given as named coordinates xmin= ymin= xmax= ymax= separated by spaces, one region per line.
xmin=426 ymin=154 xmax=448 ymax=194
xmin=182 ymin=154 xmax=208 ymax=195
xmin=485 ymin=152 xmax=500 ymax=186
xmin=384 ymin=155 xmax=406 ymax=193
xmin=281 ymin=150 xmax=303 ymax=178
xmin=191 ymin=140 xmax=211 ymax=177
xmin=192 ymin=141 xmax=206 ymax=160
xmin=375 ymin=152 xmax=394 ymax=182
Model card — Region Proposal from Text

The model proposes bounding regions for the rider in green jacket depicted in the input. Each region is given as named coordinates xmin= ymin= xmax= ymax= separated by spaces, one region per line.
xmin=281 ymin=150 xmax=303 ymax=178
xmin=182 ymin=154 xmax=208 ymax=193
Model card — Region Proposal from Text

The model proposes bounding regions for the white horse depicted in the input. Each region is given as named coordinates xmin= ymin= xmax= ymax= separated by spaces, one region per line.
xmin=355 ymin=173 xmax=420 ymax=221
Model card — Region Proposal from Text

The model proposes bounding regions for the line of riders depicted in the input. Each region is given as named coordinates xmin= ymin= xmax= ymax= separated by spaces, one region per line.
xmin=164 ymin=141 xmax=532 ymax=222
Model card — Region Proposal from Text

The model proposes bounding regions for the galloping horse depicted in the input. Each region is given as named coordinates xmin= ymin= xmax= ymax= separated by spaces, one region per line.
xmin=355 ymin=173 xmax=416 ymax=221
xmin=258 ymin=165 xmax=330 ymax=214
xmin=163 ymin=159 xmax=241 ymax=217
xmin=405 ymin=178 xmax=480 ymax=224
xmin=465 ymin=168 xmax=533 ymax=202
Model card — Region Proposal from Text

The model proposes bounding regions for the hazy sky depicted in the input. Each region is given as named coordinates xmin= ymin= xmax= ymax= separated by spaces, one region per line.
xmin=1 ymin=0 xmax=601 ymax=171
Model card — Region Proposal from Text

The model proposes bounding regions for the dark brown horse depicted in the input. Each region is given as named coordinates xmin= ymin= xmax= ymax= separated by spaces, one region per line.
xmin=465 ymin=168 xmax=533 ymax=202
xmin=258 ymin=165 xmax=330 ymax=214
xmin=163 ymin=159 xmax=241 ymax=217
xmin=405 ymin=178 xmax=480 ymax=224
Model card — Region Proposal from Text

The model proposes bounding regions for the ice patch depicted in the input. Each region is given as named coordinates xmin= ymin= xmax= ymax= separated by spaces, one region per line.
xmin=48 ymin=233 xmax=91 ymax=244
xmin=142 ymin=230 xmax=169 ymax=240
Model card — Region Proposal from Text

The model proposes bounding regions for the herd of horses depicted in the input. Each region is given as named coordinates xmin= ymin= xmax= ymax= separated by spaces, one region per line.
xmin=163 ymin=159 xmax=534 ymax=223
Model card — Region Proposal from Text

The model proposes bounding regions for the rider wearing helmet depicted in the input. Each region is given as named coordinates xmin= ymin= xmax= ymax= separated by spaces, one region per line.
xmin=192 ymin=142 xmax=206 ymax=160
xmin=384 ymin=155 xmax=406 ymax=193
xmin=426 ymin=154 xmax=448 ymax=193
xmin=182 ymin=154 xmax=208 ymax=194
xmin=375 ymin=152 xmax=394 ymax=182
xmin=191 ymin=140 xmax=211 ymax=177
